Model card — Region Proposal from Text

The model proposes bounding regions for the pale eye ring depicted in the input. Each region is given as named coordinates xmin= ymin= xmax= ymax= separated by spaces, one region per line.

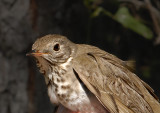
xmin=53 ymin=43 xmax=60 ymax=51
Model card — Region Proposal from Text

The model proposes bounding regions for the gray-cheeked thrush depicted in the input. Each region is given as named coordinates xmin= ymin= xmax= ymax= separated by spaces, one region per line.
xmin=27 ymin=34 xmax=160 ymax=113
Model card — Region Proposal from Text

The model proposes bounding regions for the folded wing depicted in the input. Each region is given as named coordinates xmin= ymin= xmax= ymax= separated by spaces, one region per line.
xmin=72 ymin=48 xmax=160 ymax=113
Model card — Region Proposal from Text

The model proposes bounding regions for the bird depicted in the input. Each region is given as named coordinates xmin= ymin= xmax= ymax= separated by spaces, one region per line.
xmin=27 ymin=34 xmax=160 ymax=113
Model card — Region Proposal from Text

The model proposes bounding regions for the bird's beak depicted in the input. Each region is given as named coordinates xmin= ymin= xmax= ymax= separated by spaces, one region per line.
xmin=26 ymin=50 xmax=48 ymax=57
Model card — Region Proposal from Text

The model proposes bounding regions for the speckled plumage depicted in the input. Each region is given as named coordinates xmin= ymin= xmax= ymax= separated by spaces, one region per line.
xmin=29 ymin=34 xmax=160 ymax=113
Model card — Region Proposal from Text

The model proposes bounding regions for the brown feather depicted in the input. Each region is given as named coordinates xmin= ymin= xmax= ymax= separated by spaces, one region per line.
xmin=72 ymin=44 xmax=160 ymax=113
xmin=121 ymin=61 xmax=136 ymax=72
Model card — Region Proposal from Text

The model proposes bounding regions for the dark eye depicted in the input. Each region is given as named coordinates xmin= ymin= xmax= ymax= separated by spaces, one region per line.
xmin=53 ymin=43 xmax=60 ymax=51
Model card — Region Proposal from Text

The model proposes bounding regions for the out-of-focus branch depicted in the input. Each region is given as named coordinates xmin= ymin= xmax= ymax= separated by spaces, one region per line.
xmin=119 ymin=0 xmax=160 ymax=44
xmin=119 ymin=0 xmax=160 ymax=20
xmin=153 ymin=0 xmax=160 ymax=10
xmin=144 ymin=0 xmax=160 ymax=44
xmin=119 ymin=0 xmax=145 ymax=9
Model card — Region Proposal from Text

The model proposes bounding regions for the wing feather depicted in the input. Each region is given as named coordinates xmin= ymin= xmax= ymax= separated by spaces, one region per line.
xmin=72 ymin=49 xmax=160 ymax=113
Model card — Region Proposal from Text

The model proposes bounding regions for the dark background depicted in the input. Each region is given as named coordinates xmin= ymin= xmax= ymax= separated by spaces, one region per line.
xmin=0 ymin=0 xmax=160 ymax=113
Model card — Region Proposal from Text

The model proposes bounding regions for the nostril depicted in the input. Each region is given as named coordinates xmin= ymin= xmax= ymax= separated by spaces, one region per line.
xmin=31 ymin=50 xmax=38 ymax=53
xmin=31 ymin=50 xmax=36 ymax=53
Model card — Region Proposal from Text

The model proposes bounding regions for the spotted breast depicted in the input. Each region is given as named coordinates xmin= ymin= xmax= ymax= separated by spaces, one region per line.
xmin=45 ymin=58 xmax=107 ymax=113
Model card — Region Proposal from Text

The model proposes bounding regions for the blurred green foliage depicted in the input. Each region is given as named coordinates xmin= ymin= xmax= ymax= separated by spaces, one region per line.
xmin=84 ymin=0 xmax=153 ymax=39
xmin=82 ymin=0 xmax=160 ymax=97
xmin=114 ymin=7 xmax=153 ymax=39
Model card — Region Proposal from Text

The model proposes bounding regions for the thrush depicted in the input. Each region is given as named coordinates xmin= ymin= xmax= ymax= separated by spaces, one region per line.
xmin=28 ymin=34 xmax=160 ymax=113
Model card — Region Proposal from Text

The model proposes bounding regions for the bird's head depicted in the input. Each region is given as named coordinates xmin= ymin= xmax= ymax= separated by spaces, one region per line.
xmin=27 ymin=34 xmax=77 ymax=65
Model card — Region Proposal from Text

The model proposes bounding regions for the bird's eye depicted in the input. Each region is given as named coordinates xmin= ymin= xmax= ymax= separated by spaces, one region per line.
xmin=53 ymin=43 xmax=60 ymax=51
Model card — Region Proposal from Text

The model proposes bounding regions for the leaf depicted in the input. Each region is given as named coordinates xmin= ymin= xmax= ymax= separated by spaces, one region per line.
xmin=114 ymin=7 xmax=153 ymax=39
xmin=91 ymin=7 xmax=103 ymax=17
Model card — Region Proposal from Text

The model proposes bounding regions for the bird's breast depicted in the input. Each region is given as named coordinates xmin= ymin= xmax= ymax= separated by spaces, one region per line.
xmin=47 ymin=66 xmax=107 ymax=113
xmin=48 ymin=70 xmax=90 ymax=111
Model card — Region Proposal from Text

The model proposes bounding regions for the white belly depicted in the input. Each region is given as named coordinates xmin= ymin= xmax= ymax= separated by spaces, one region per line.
xmin=48 ymin=78 xmax=91 ymax=111
xmin=48 ymin=79 xmax=107 ymax=113
xmin=46 ymin=60 xmax=107 ymax=113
